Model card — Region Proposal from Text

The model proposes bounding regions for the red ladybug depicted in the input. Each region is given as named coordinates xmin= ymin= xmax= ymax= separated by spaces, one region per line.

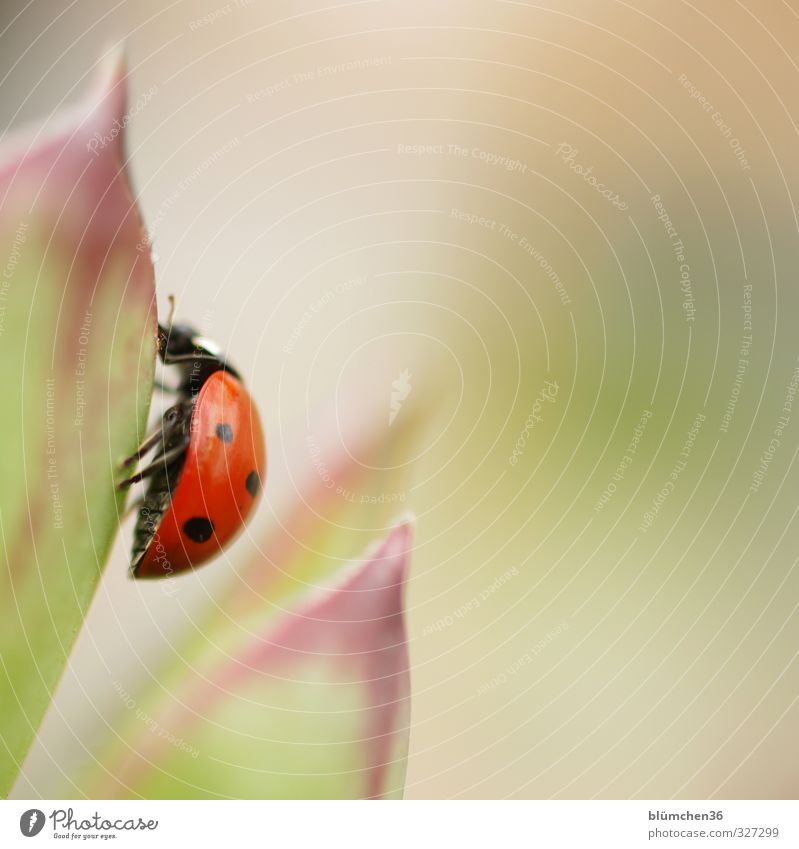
xmin=119 ymin=303 xmax=266 ymax=578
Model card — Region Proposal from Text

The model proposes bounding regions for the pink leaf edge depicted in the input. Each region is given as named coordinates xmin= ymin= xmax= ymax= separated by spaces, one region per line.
xmin=0 ymin=45 xmax=154 ymax=311
xmin=219 ymin=519 xmax=413 ymax=799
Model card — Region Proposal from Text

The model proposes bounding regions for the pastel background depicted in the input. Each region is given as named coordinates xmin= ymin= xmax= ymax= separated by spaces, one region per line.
xmin=2 ymin=0 xmax=797 ymax=798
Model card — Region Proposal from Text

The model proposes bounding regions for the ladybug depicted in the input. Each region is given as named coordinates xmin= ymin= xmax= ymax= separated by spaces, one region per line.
xmin=119 ymin=301 xmax=266 ymax=578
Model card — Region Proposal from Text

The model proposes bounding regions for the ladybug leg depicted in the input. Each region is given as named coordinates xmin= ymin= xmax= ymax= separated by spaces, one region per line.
xmin=117 ymin=441 xmax=188 ymax=490
xmin=119 ymin=404 xmax=186 ymax=468
xmin=119 ymin=427 xmax=168 ymax=469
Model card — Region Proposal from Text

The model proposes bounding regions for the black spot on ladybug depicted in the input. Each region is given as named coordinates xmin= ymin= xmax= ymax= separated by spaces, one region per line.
xmin=183 ymin=517 xmax=214 ymax=543
xmin=245 ymin=470 xmax=260 ymax=497
xmin=215 ymin=423 xmax=233 ymax=443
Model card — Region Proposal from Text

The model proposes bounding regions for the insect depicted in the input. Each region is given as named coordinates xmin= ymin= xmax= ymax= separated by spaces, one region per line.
xmin=119 ymin=300 xmax=266 ymax=578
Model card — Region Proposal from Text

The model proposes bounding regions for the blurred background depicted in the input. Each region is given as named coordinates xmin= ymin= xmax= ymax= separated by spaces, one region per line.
xmin=2 ymin=0 xmax=798 ymax=798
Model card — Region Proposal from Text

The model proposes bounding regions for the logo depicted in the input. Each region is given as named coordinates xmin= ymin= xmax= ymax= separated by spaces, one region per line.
xmin=19 ymin=809 xmax=45 ymax=837
xmin=389 ymin=369 xmax=412 ymax=426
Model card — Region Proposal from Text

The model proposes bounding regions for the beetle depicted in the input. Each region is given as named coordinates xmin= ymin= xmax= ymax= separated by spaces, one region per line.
xmin=119 ymin=300 xmax=266 ymax=578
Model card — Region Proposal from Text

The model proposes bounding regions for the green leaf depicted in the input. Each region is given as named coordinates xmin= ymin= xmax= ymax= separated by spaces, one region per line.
xmin=0 ymin=50 xmax=156 ymax=796
xmin=81 ymin=522 xmax=412 ymax=799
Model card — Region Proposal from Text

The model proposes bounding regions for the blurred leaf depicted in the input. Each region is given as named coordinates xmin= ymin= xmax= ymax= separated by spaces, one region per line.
xmin=84 ymin=522 xmax=413 ymax=799
xmin=0 ymin=50 xmax=156 ymax=796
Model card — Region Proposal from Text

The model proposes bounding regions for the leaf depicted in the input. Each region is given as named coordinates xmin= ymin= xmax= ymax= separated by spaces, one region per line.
xmin=83 ymin=522 xmax=412 ymax=799
xmin=0 ymin=50 xmax=156 ymax=796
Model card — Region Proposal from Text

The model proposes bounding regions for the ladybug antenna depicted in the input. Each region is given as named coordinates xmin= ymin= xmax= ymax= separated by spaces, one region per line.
xmin=165 ymin=294 xmax=176 ymax=330
xmin=157 ymin=295 xmax=178 ymax=359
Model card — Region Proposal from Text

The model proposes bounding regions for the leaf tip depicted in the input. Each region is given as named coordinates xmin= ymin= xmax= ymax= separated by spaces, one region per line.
xmin=354 ymin=517 xmax=414 ymax=596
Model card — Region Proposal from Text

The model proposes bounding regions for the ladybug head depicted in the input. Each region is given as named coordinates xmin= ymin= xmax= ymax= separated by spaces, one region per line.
xmin=157 ymin=321 xmax=241 ymax=390
xmin=157 ymin=322 xmax=207 ymax=358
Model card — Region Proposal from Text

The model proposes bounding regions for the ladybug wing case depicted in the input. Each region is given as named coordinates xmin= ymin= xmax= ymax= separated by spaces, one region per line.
xmin=131 ymin=371 xmax=266 ymax=578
